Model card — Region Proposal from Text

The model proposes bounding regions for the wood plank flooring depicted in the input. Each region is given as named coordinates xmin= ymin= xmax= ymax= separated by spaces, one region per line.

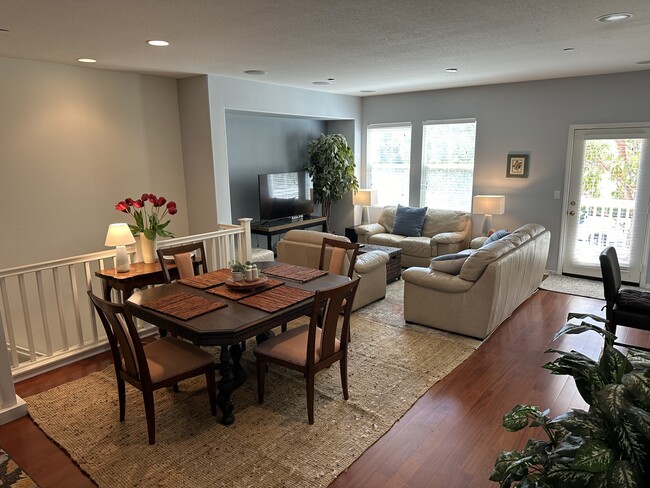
xmin=1 ymin=289 xmax=648 ymax=487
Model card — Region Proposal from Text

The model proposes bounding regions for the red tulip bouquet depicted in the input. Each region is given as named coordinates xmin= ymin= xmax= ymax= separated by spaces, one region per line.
xmin=115 ymin=193 xmax=178 ymax=240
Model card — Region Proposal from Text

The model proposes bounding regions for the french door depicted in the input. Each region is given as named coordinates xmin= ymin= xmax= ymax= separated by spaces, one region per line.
xmin=562 ymin=124 xmax=650 ymax=283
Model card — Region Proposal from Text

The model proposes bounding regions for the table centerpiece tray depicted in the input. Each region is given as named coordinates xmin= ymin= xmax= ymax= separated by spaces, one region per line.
xmin=224 ymin=275 xmax=268 ymax=291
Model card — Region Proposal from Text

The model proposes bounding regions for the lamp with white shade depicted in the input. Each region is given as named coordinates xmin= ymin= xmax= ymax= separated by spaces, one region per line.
xmin=472 ymin=195 xmax=505 ymax=235
xmin=105 ymin=223 xmax=136 ymax=272
xmin=353 ymin=189 xmax=378 ymax=225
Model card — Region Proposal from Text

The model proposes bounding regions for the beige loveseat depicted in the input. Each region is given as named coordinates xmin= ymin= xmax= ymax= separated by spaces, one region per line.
xmin=355 ymin=206 xmax=472 ymax=267
xmin=276 ymin=230 xmax=389 ymax=311
xmin=402 ymin=224 xmax=550 ymax=339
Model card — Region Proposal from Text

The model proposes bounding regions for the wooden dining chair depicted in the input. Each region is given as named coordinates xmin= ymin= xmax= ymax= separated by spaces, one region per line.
xmin=156 ymin=242 xmax=208 ymax=284
xmin=88 ymin=291 xmax=217 ymax=444
xmin=254 ymin=278 xmax=360 ymax=424
xmin=318 ymin=237 xmax=359 ymax=279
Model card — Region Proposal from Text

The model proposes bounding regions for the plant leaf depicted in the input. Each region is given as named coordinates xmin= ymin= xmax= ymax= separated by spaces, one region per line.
xmin=605 ymin=460 xmax=642 ymax=488
xmin=599 ymin=343 xmax=633 ymax=384
xmin=550 ymin=409 xmax=606 ymax=439
xmin=502 ymin=405 xmax=546 ymax=432
xmin=615 ymin=418 xmax=648 ymax=471
xmin=621 ymin=369 xmax=650 ymax=405
xmin=554 ymin=314 xmax=615 ymax=343
xmin=594 ymin=384 xmax=630 ymax=424
xmin=545 ymin=463 xmax=594 ymax=488
xmin=626 ymin=348 xmax=650 ymax=369
xmin=570 ymin=439 xmax=615 ymax=473
xmin=625 ymin=405 xmax=650 ymax=441
xmin=490 ymin=450 xmax=524 ymax=482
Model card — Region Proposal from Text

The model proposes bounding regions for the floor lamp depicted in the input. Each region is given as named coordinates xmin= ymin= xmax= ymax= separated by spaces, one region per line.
xmin=473 ymin=195 xmax=505 ymax=235
xmin=353 ymin=189 xmax=378 ymax=226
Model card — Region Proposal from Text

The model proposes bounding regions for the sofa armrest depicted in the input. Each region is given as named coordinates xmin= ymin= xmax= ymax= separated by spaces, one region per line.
xmin=354 ymin=250 xmax=389 ymax=273
xmin=470 ymin=236 xmax=488 ymax=249
xmin=355 ymin=223 xmax=385 ymax=238
xmin=429 ymin=231 xmax=467 ymax=245
xmin=402 ymin=266 xmax=473 ymax=293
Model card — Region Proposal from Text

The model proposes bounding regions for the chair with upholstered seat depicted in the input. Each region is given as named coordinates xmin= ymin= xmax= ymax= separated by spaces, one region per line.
xmin=599 ymin=246 xmax=650 ymax=350
xmin=88 ymin=291 xmax=217 ymax=444
xmin=156 ymin=242 xmax=208 ymax=283
xmin=318 ymin=237 xmax=359 ymax=279
xmin=254 ymin=278 xmax=360 ymax=424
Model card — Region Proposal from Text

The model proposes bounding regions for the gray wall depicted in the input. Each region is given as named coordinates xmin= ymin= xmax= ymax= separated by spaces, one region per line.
xmin=362 ymin=70 xmax=650 ymax=275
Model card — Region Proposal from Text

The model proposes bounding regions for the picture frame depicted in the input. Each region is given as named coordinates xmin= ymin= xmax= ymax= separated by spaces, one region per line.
xmin=506 ymin=153 xmax=529 ymax=178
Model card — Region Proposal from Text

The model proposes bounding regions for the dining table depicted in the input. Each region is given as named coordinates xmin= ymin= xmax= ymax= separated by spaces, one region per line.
xmin=125 ymin=261 xmax=350 ymax=425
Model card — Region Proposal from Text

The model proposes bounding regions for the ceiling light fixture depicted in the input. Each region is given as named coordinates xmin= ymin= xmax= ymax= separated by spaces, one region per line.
xmin=243 ymin=69 xmax=266 ymax=75
xmin=445 ymin=68 xmax=458 ymax=73
xmin=596 ymin=12 xmax=632 ymax=22
xmin=0 ymin=28 xmax=9 ymax=32
xmin=312 ymin=81 xmax=330 ymax=85
xmin=77 ymin=58 xmax=97 ymax=63
xmin=636 ymin=60 xmax=650 ymax=65
xmin=147 ymin=39 xmax=170 ymax=47
xmin=563 ymin=47 xmax=575 ymax=52
xmin=361 ymin=90 xmax=376 ymax=93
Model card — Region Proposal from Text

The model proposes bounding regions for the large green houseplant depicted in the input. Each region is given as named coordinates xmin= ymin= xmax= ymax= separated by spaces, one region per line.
xmin=305 ymin=133 xmax=359 ymax=232
xmin=491 ymin=313 xmax=650 ymax=488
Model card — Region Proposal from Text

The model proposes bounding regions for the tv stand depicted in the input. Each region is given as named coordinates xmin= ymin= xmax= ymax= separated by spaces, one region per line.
xmin=251 ymin=215 xmax=327 ymax=250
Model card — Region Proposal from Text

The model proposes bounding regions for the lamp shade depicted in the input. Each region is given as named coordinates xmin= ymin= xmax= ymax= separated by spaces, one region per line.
xmin=472 ymin=195 xmax=505 ymax=215
xmin=105 ymin=223 xmax=136 ymax=247
xmin=353 ymin=189 xmax=378 ymax=206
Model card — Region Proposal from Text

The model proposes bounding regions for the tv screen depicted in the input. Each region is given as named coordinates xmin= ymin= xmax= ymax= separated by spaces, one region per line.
xmin=258 ymin=171 xmax=314 ymax=222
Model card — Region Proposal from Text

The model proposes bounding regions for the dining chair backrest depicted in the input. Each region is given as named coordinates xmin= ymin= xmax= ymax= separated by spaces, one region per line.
xmin=156 ymin=242 xmax=208 ymax=284
xmin=318 ymin=238 xmax=359 ymax=280
xmin=88 ymin=291 xmax=148 ymax=383
xmin=599 ymin=246 xmax=621 ymax=304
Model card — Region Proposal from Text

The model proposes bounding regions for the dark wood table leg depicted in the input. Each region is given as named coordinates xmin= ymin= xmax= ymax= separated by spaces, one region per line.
xmin=216 ymin=343 xmax=247 ymax=425
xmin=101 ymin=281 xmax=112 ymax=301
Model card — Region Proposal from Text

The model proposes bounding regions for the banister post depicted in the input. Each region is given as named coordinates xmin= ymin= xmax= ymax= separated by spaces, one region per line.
xmin=0 ymin=311 xmax=27 ymax=424
xmin=239 ymin=218 xmax=253 ymax=263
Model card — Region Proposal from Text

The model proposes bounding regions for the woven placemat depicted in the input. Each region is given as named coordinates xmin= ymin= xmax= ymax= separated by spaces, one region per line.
xmin=262 ymin=263 xmax=327 ymax=283
xmin=239 ymin=285 xmax=314 ymax=313
xmin=206 ymin=278 xmax=284 ymax=301
xmin=141 ymin=291 xmax=226 ymax=320
xmin=178 ymin=269 xmax=231 ymax=289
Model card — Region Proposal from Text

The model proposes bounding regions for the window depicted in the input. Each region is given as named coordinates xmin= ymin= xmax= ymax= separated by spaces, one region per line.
xmin=420 ymin=120 xmax=476 ymax=211
xmin=366 ymin=123 xmax=411 ymax=206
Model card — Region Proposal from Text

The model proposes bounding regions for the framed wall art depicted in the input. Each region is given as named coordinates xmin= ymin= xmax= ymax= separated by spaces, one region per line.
xmin=506 ymin=153 xmax=529 ymax=178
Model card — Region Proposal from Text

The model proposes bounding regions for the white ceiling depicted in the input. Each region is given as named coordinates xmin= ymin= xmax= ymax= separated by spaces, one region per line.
xmin=2 ymin=0 xmax=650 ymax=96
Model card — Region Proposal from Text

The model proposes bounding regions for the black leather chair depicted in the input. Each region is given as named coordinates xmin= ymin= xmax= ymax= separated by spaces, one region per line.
xmin=599 ymin=246 xmax=650 ymax=350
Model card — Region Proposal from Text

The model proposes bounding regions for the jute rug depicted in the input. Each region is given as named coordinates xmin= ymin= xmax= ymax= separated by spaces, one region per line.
xmin=26 ymin=281 xmax=478 ymax=488
xmin=539 ymin=272 xmax=643 ymax=300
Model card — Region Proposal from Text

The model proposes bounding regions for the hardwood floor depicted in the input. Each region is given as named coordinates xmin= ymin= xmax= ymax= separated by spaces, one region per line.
xmin=1 ymin=289 xmax=648 ymax=487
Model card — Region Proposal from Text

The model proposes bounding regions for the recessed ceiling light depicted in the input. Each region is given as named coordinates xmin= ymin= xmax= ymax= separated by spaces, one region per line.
xmin=147 ymin=39 xmax=169 ymax=47
xmin=636 ymin=60 xmax=650 ymax=65
xmin=597 ymin=12 xmax=632 ymax=22
xmin=361 ymin=90 xmax=376 ymax=93
xmin=327 ymin=78 xmax=335 ymax=81
xmin=77 ymin=58 xmax=97 ymax=63
xmin=243 ymin=69 xmax=267 ymax=75
xmin=312 ymin=81 xmax=331 ymax=85
xmin=563 ymin=47 xmax=575 ymax=52
xmin=445 ymin=68 xmax=458 ymax=73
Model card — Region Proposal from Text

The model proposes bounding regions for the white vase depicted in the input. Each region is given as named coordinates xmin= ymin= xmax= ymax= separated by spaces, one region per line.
xmin=134 ymin=235 xmax=144 ymax=263
xmin=231 ymin=271 xmax=244 ymax=282
xmin=141 ymin=235 xmax=158 ymax=264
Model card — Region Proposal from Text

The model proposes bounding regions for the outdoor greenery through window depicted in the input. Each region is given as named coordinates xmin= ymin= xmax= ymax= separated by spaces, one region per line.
xmin=420 ymin=120 xmax=477 ymax=211
xmin=366 ymin=123 xmax=411 ymax=206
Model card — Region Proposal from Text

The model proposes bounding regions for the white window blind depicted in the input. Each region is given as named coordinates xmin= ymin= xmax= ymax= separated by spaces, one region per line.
xmin=420 ymin=120 xmax=476 ymax=212
xmin=366 ymin=123 xmax=411 ymax=206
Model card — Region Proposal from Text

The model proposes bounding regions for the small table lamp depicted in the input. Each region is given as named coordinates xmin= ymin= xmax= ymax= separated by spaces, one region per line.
xmin=353 ymin=189 xmax=378 ymax=225
xmin=473 ymin=195 xmax=505 ymax=235
xmin=105 ymin=223 xmax=136 ymax=273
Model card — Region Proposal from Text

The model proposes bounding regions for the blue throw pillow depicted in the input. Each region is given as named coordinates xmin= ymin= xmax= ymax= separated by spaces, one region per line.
xmin=392 ymin=205 xmax=428 ymax=237
xmin=483 ymin=229 xmax=509 ymax=245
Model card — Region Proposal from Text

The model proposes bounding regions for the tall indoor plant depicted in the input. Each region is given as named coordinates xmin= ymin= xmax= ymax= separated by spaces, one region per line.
xmin=490 ymin=313 xmax=650 ymax=488
xmin=305 ymin=133 xmax=359 ymax=232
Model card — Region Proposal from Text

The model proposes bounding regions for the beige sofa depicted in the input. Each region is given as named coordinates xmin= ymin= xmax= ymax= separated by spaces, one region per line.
xmin=276 ymin=230 xmax=389 ymax=311
xmin=355 ymin=206 xmax=472 ymax=267
xmin=402 ymin=224 xmax=550 ymax=339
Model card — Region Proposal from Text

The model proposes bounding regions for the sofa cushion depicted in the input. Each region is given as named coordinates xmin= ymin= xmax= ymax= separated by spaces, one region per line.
xmin=401 ymin=236 xmax=434 ymax=258
xmin=483 ymin=229 xmax=509 ymax=245
xmin=392 ymin=205 xmax=428 ymax=237
xmin=367 ymin=233 xmax=406 ymax=248
xmin=430 ymin=249 xmax=474 ymax=275
xmin=421 ymin=209 xmax=469 ymax=237
xmin=459 ymin=239 xmax=516 ymax=282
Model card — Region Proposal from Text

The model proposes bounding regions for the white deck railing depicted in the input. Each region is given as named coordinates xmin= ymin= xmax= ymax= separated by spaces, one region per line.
xmin=0 ymin=218 xmax=252 ymax=382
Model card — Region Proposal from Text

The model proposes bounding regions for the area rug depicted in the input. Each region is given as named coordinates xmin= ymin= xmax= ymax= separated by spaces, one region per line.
xmin=0 ymin=448 xmax=38 ymax=487
xmin=25 ymin=281 xmax=478 ymax=488
xmin=539 ymin=272 xmax=643 ymax=300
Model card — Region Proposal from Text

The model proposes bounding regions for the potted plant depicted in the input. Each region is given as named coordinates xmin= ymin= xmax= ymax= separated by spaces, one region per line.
xmin=490 ymin=313 xmax=650 ymax=488
xmin=305 ymin=133 xmax=359 ymax=232
xmin=228 ymin=260 xmax=246 ymax=281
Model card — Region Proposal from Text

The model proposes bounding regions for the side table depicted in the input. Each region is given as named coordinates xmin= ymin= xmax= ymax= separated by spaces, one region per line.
xmin=345 ymin=226 xmax=358 ymax=243
xmin=358 ymin=244 xmax=401 ymax=282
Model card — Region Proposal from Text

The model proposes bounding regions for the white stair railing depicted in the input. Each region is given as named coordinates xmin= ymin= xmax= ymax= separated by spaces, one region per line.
xmin=0 ymin=218 xmax=252 ymax=383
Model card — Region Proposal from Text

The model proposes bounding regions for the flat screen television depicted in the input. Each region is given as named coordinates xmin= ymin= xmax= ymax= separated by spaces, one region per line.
xmin=258 ymin=171 xmax=314 ymax=222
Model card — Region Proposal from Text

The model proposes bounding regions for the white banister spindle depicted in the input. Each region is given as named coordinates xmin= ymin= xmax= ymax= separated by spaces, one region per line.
xmin=84 ymin=262 xmax=98 ymax=342
xmin=53 ymin=268 xmax=69 ymax=351
xmin=68 ymin=265 xmax=84 ymax=346
xmin=0 ymin=278 xmax=19 ymax=367
xmin=35 ymin=271 xmax=53 ymax=357
xmin=17 ymin=275 xmax=36 ymax=362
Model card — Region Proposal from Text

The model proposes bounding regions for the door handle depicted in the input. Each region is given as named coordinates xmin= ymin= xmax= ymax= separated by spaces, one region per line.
xmin=569 ymin=211 xmax=576 ymax=216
